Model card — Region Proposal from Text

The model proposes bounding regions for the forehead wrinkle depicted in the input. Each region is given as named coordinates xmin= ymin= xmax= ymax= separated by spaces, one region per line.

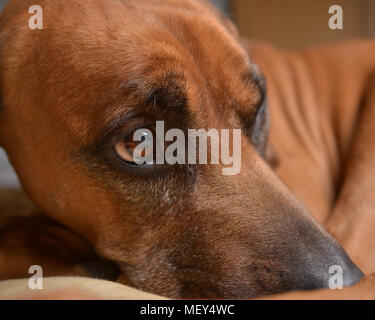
xmin=88 ymin=71 xmax=188 ymax=145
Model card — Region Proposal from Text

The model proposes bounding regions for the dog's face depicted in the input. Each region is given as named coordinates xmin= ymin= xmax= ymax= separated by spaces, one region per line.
xmin=0 ymin=0 xmax=362 ymax=298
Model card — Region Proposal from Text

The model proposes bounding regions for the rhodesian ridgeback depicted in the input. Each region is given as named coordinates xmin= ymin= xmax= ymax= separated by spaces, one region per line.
xmin=0 ymin=0 xmax=374 ymax=299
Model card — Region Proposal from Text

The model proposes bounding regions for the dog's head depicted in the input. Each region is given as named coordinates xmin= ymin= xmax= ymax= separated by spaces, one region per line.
xmin=0 ymin=0 xmax=362 ymax=298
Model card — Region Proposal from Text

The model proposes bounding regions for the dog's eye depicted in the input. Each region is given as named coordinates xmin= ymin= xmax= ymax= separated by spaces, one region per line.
xmin=114 ymin=128 xmax=155 ymax=166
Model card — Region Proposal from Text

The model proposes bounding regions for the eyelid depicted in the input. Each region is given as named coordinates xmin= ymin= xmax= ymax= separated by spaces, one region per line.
xmin=110 ymin=119 xmax=156 ymax=146
xmin=100 ymin=87 xmax=161 ymax=144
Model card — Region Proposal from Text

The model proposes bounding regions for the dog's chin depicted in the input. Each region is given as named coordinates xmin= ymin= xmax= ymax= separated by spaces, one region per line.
xmin=81 ymin=257 xmax=356 ymax=299
xmin=76 ymin=258 xmax=305 ymax=298
xmin=114 ymin=263 xmax=281 ymax=299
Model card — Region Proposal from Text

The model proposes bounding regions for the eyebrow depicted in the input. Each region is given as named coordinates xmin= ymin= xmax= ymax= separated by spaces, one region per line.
xmin=81 ymin=72 xmax=189 ymax=158
xmin=101 ymin=71 xmax=187 ymax=131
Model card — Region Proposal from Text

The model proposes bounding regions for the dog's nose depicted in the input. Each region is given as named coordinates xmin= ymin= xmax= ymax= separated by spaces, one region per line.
xmin=341 ymin=260 xmax=364 ymax=287
xmin=289 ymin=224 xmax=364 ymax=291
xmin=297 ymin=246 xmax=363 ymax=291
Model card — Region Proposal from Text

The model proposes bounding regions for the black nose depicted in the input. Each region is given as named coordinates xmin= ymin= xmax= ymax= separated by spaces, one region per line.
xmin=341 ymin=260 xmax=364 ymax=287
xmin=290 ymin=225 xmax=364 ymax=291
xmin=297 ymin=246 xmax=363 ymax=291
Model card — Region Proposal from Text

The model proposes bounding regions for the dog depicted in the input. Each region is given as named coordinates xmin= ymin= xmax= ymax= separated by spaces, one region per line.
xmin=0 ymin=0 xmax=374 ymax=299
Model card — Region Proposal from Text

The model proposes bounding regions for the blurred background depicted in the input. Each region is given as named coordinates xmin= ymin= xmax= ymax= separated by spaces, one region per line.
xmin=218 ymin=0 xmax=375 ymax=48
xmin=0 ymin=0 xmax=374 ymax=188
xmin=232 ymin=0 xmax=375 ymax=48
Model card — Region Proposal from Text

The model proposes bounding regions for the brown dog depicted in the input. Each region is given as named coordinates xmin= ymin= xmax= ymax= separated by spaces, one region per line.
xmin=0 ymin=0 xmax=374 ymax=299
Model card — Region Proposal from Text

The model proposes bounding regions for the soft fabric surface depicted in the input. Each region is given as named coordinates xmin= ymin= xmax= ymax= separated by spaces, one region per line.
xmin=0 ymin=277 xmax=164 ymax=300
